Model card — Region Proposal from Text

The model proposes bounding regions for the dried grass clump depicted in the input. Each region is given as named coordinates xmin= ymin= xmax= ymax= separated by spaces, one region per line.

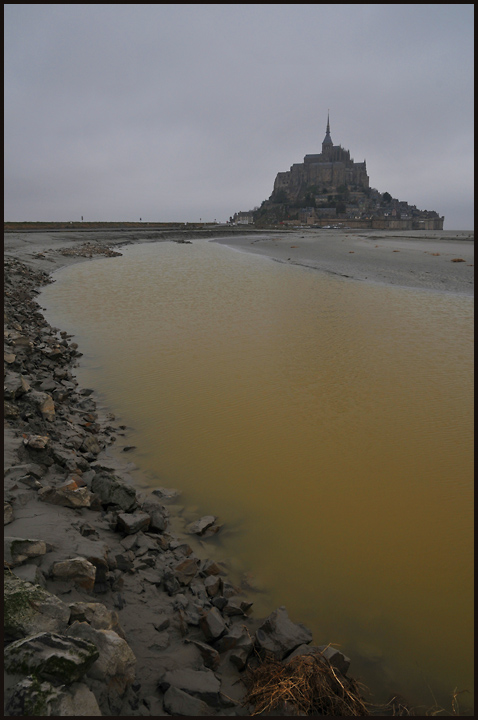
xmin=242 ymin=650 xmax=370 ymax=716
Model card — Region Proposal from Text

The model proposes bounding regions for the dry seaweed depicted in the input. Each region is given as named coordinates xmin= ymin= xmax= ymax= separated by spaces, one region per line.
xmin=242 ymin=649 xmax=370 ymax=716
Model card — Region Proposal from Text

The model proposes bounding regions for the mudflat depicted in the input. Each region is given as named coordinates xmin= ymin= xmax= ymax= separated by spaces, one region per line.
xmin=213 ymin=229 xmax=474 ymax=296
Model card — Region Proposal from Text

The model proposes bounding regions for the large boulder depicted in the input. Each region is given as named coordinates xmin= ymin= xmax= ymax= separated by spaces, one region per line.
xmin=38 ymin=482 xmax=92 ymax=509
xmin=6 ymin=677 xmax=102 ymax=716
xmin=67 ymin=622 xmax=136 ymax=696
xmin=5 ymin=537 xmax=47 ymax=566
xmin=68 ymin=602 xmax=125 ymax=639
xmin=4 ymin=631 xmax=99 ymax=685
xmin=160 ymin=667 xmax=221 ymax=705
xmin=255 ymin=606 xmax=313 ymax=660
xmin=116 ymin=511 xmax=150 ymax=535
xmin=4 ymin=574 xmax=70 ymax=640
xmin=91 ymin=473 xmax=137 ymax=511
xmin=51 ymin=557 xmax=97 ymax=592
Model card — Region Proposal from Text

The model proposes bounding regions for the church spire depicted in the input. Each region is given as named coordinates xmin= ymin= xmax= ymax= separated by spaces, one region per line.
xmin=322 ymin=110 xmax=333 ymax=153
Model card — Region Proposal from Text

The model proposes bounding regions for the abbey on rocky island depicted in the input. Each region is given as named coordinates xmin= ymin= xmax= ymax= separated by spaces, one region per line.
xmin=239 ymin=115 xmax=444 ymax=230
xmin=274 ymin=113 xmax=369 ymax=201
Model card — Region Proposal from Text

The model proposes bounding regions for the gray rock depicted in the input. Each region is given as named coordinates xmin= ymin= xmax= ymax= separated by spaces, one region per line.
xmin=284 ymin=643 xmax=351 ymax=674
xmin=160 ymin=667 xmax=221 ymax=704
xmin=5 ymin=536 xmax=47 ymax=566
xmin=152 ymin=486 xmax=181 ymax=502
xmin=51 ymin=557 xmax=97 ymax=592
xmin=185 ymin=515 xmax=216 ymax=536
xmin=4 ymin=574 xmax=70 ymax=640
xmin=163 ymin=569 xmax=181 ymax=596
xmin=6 ymin=677 xmax=102 ymax=716
xmin=39 ymin=377 xmax=57 ymax=392
xmin=5 ymin=463 xmax=45 ymax=481
xmin=222 ymin=599 xmax=246 ymax=617
xmin=212 ymin=596 xmax=228 ymax=612
xmin=4 ymin=631 xmax=99 ymax=684
xmin=174 ymin=557 xmax=199 ymax=585
xmin=255 ymin=606 xmax=313 ymax=660
xmin=23 ymin=434 xmax=50 ymax=450
xmin=120 ymin=534 xmax=138 ymax=551
xmin=215 ymin=623 xmax=252 ymax=654
xmin=115 ymin=551 xmax=135 ymax=573
xmin=153 ymin=615 xmax=170 ymax=632
xmin=141 ymin=499 xmax=168 ymax=533
xmin=4 ymin=501 xmax=14 ymax=525
xmin=67 ymin=622 xmax=136 ymax=696
xmin=230 ymin=642 xmax=253 ymax=671
xmin=26 ymin=390 xmax=56 ymax=421
xmin=39 ymin=482 xmax=92 ymax=508
xmin=49 ymin=445 xmax=80 ymax=471
xmin=68 ymin=601 xmax=125 ymax=639
xmin=204 ymin=574 xmax=222 ymax=597
xmin=74 ymin=537 xmax=108 ymax=568
xmin=81 ymin=435 xmax=101 ymax=455
xmin=200 ymin=607 xmax=227 ymax=641
xmin=140 ymin=569 xmax=164 ymax=586
xmin=4 ymin=371 xmax=27 ymax=400
xmin=117 ymin=511 xmax=151 ymax=535
xmin=18 ymin=474 xmax=43 ymax=489
xmin=135 ymin=532 xmax=160 ymax=553
xmin=201 ymin=523 xmax=223 ymax=538
xmin=91 ymin=473 xmax=137 ymax=511
xmin=200 ymin=559 xmax=226 ymax=577
xmin=4 ymin=400 xmax=20 ymax=418
xmin=187 ymin=639 xmax=221 ymax=670
xmin=163 ymin=685 xmax=214 ymax=716
xmin=316 ymin=645 xmax=351 ymax=675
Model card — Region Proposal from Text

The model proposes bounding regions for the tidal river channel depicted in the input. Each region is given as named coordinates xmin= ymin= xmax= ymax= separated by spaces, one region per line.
xmin=40 ymin=238 xmax=474 ymax=712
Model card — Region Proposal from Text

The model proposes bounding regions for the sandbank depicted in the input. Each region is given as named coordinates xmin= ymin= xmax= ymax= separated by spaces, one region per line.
xmin=212 ymin=229 xmax=474 ymax=296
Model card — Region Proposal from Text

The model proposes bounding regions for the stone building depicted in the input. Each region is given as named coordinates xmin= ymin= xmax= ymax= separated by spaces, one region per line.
xmin=273 ymin=114 xmax=369 ymax=203
xmin=243 ymin=114 xmax=444 ymax=229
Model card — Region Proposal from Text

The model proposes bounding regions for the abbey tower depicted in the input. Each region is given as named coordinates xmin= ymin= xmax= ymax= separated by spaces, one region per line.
xmin=273 ymin=114 xmax=369 ymax=203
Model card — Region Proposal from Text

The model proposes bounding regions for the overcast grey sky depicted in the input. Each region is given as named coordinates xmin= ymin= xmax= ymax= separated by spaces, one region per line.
xmin=4 ymin=4 xmax=474 ymax=229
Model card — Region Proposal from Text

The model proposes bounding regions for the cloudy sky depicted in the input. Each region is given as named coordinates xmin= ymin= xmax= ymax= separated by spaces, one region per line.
xmin=4 ymin=4 xmax=474 ymax=229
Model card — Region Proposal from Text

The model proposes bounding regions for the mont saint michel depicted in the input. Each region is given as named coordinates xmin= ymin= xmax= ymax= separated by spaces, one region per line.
xmin=237 ymin=115 xmax=444 ymax=230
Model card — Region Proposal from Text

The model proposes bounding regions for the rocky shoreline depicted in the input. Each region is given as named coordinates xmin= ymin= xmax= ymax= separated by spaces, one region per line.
xmin=4 ymin=230 xmax=383 ymax=716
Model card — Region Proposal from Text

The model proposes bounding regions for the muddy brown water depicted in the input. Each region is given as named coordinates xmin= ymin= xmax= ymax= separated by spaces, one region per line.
xmin=40 ymin=239 xmax=474 ymax=713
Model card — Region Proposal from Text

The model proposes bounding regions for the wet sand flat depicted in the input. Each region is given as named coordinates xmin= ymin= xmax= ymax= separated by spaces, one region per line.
xmin=213 ymin=229 xmax=474 ymax=296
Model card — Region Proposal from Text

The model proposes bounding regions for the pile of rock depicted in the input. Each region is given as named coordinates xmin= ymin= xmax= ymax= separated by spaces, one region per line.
xmin=4 ymin=251 xmax=357 ymax=716
xmin=59 ymin=242 xmax=122 ymax=259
